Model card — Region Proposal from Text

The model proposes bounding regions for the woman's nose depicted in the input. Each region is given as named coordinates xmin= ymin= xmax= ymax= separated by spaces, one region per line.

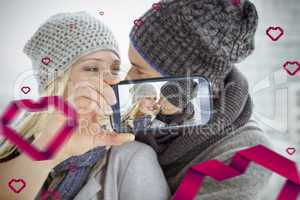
xmin=104 ymin=72 xmax=121 ymax=85
xmin=155 ymin=103 xmax=161 ymax=109
xmin=157 ymin=99 xmax=163 ymax=106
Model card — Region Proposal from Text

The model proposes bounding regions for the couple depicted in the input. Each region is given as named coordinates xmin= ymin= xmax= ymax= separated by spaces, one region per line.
xmin=122 ymin=80 xmax=198 ymax=132
xmin=0 ymin=0 xmax=271 ymax=200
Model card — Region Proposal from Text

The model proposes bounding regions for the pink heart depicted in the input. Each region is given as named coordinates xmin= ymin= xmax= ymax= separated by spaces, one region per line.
xmin=152 ymin=3 xmax=161 ymax=11
xmin=134 ymin=19 xmax=144 ymax=28
xmin=0 ymin=96 xmax=78 ymax=161
xmin=21 ymin=86 xmax=31 ymax=94
xmin=41 ymin=57 xmax=51 ymax=65
xmin=286 ymin=147 xmax=296 ymax=155
xmin=8 ymin=179 xmax=26 ymax=193
xmin=266 ymin=26 xmax=284 ymax=41
xmin=283 ymin=61 xmax=300 ymax=76
xmin=231 ymin=0 xmax=240 ymax=6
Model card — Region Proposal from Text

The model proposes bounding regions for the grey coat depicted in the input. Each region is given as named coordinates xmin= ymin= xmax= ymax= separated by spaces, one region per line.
xmin=75 ymin=120 xmax=271 ymax=200
xmin=74 ymin=141 xmax=171 ymax=200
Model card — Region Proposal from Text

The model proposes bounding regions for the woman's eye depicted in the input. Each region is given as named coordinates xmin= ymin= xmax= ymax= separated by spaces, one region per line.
xmin=146 ymin=97 xmax=155 ymax=101
xmin=84 ymin=66 xmax=98 ymax=72
xmin=111 ymin=68 xmax=121 ymax=75
xmin=111 ymin=63 xmax=121 ymax=75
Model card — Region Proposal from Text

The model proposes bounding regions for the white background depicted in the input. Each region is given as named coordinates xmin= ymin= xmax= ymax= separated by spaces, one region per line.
xmin=0 ymin=1 xmax=300 ymax=199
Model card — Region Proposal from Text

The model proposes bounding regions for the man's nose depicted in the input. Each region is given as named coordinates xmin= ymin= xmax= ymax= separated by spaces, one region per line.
xmin=124 ymin=67 xmax=134 ymax=80
xmin=124 ymin=73 xmax=129 ymax=81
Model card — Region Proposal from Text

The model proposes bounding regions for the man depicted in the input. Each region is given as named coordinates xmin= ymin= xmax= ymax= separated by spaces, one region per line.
xmin=154 ymin=79 xmax=198 ymax=126
xmin=124 ymin=0 xmax=272 ymax=199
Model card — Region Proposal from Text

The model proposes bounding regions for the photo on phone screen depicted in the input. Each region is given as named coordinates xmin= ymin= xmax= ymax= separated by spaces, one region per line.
xmin=111 ymin=76 xmax=212 ymax=133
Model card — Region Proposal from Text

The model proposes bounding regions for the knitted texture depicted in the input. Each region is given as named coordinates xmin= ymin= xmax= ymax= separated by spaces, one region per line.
xmin=167 ymin=121 xmax=271 ymax=195
xmin=136 ymin=68 xmax=252 ymax=176
xmin=130 ymin=83 xmax=157 ymax=103
xmin=160 ymin=79 xmax=198 ymax=109
xmin=164 ymin=67 xmax=251 ymax=168
xmin=36 ymin=146 xmax=107 ymax=200
xmin=23 ymin=11 xmax=120 ymax=93
xmin=130 ymin=0 xmax=258 ymax=90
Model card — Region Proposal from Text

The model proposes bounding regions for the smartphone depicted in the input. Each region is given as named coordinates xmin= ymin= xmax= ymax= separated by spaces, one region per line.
xmin=111 ymin=76 xmax=212 ymax=133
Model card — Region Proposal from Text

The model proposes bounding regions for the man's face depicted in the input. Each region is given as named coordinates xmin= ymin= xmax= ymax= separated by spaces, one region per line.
xmin=125 ymin=45 xmax=161 ymax=80
xmin=125 ymin=44 xmax=182 ymax=115
xmin=157 ymin=95 xmax=183 ymax=115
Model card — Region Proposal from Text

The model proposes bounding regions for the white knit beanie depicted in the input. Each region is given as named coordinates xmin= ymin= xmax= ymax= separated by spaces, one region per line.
xmin=23 ymin=11 xmax=120 ymax=93
xmin=130 ymin=83 xmax=157 ymax=104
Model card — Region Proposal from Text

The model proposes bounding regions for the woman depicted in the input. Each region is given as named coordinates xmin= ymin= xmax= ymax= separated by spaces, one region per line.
xmin=0 ymin=12 xmax=170 ymax=200
xmin=121 ymin=84 xmax=161 ymax=131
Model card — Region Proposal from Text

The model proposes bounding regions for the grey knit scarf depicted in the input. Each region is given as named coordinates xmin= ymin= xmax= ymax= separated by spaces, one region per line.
xmin=136 ymin=67 xmax=252 ymax=177
xmin=37 ymin=146 xmax=106 ymax=200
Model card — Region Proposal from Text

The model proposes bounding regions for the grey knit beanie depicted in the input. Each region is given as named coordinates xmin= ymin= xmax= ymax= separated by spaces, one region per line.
xmin=130 ymin=0 xmax=258 ymax=90
xmin=130 ymin=83 xmax=157 ymax=103
xmin=160 ymin=79 xmax=198 ymax=109
xmin=23 ymin=11 xmax=120 ymax=93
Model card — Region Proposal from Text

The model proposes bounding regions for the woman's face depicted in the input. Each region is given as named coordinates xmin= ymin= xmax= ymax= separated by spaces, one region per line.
xmin=67 ymin=50 xmax=121 ymax=113
xmin=138 ymin=96 xmax=157 ymax=115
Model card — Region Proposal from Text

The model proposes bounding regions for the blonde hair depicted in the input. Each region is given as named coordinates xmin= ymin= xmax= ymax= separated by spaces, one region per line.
xmin=121 ymin=98 xmax=160 ymax=129
xmin=0 ymin=69 xmax=71 ymax=159
xmin=122 ymin=102 xmax=140 ymax=122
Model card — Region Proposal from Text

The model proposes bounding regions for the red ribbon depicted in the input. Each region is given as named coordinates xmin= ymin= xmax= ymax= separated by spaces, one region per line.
xmin=172 ymin=145 xmax=300 ymax=200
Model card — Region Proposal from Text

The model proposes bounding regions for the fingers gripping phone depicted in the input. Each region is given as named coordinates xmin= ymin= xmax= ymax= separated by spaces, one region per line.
xmin=111 ymin=76 xmax=212 ymax=133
